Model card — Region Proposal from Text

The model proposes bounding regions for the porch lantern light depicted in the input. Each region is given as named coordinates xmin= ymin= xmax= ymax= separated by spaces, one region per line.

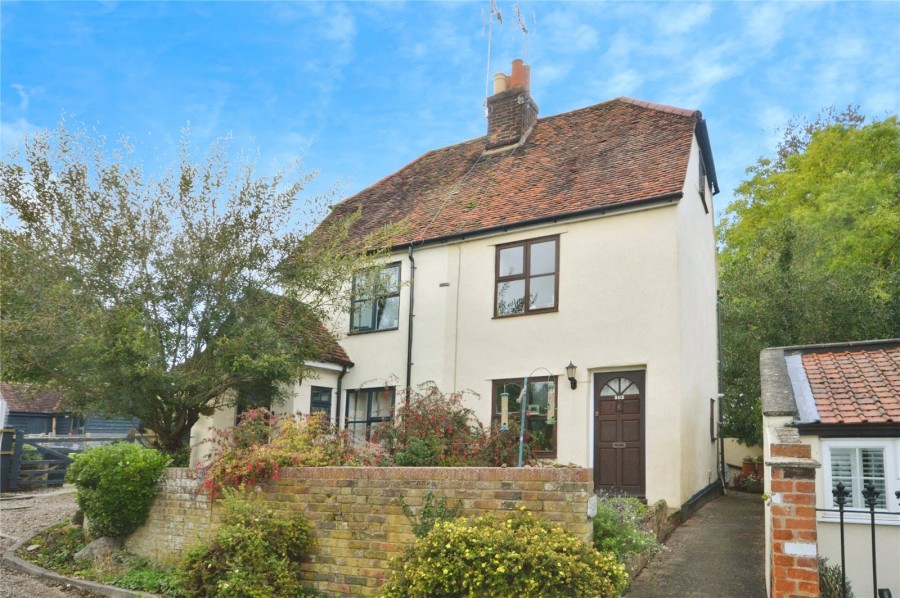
xmin=566 ymin=361 xmax=577 ymax=389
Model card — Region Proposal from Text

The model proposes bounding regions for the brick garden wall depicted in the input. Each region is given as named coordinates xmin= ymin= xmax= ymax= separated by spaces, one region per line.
xmin=126 ymin=466 xmax=595 ymax=596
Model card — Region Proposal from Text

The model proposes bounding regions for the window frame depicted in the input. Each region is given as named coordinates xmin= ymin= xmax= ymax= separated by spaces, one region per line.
xmin=344 ymin=386 xmax=396 ymax=442
xmin=494 ymin=235 xmax=559 ymax=318
xmin=310 ymin=386 xmax=333 ymax=421
xmin=491 ymin=377 xmax=558 ymax=459
xmin=820 ymin=438 xmax=900 ymax=525
xmin=350 ymin=262 xmax=401 ymax=334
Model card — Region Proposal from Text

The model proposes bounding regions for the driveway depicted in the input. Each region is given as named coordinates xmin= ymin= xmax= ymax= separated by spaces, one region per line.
xmin=627 ymin=491 xmax=766 ymax=598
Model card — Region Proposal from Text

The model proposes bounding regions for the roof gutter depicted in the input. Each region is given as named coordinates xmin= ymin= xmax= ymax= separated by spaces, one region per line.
xmin=695 ymin=118 xmax=719 ymax=195
xmin=393 ymin=190 xmax=683 ymax=251
xmin=793 ymin=422 xmax=900 ymax=438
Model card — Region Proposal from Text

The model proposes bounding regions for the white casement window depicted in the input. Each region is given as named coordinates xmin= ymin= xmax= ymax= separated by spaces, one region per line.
xmin=821 ymin=439 xmax=900 ymax=524
xmin=350 ymin=263 xmax=401 ymax=333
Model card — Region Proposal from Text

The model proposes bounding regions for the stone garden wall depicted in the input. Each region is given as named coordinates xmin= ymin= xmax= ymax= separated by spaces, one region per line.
xmin=126 ymin=466 xmax=594 ymax=596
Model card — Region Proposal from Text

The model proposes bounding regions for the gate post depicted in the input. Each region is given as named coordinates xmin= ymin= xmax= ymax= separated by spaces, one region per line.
xmin=767 ymin=429 xmax=820 ymax=598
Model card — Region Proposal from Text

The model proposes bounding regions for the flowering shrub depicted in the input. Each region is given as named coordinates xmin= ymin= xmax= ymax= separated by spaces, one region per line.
xmin=593 ymin=496 xmax=660 ymax=562
xmin=380 ymin=509 xmax=628 ymax=597
xmin=374 ymin=382 xmax=535 ymax=467
xmin=66 ymin=443 xmax=170 ymax=538
xmin=732 ymin=472 xmax=763 ymax=491
xmin=198 ymin=409 xmax=383 ymax=497
xmin=180 ymin=492 xmax=314 ymax=597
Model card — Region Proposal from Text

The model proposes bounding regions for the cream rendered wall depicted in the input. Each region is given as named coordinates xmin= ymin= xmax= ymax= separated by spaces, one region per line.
xmin=675 ymin=137 xmax=721 ymax=501
xmin=333 ymin=202 xmax=701 ymax=507
xmin=805 ymin=434 xmax=900 ymax=598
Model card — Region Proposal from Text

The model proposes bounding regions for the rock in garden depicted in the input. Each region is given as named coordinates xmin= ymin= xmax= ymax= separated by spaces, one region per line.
xmin=73 ymin=537 xmax=121 ymax=563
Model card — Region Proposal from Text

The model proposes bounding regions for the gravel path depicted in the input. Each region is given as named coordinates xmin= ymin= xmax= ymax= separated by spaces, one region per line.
xmin=0 ymin=486 xmax=101 ymax=598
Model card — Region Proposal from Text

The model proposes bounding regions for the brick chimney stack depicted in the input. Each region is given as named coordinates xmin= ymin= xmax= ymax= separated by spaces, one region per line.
xmin=485 ymin=59 xmax=539 ymax=151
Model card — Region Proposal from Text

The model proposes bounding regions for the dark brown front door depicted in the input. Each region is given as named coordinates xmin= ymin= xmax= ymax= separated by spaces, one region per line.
xmin=593 ymin=370 xmax=645 ymax=496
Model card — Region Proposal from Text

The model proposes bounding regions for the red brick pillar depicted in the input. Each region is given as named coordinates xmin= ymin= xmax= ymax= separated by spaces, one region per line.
xmin=768 ymin=442 xmax=820 ymax=598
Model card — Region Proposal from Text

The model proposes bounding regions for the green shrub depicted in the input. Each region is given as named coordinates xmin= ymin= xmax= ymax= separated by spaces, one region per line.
xmin=199 ymin=410 xmax=383 ymax=497
xmin=373 ymin=382 xmax=536 ymax=467
xmin=398 ymin=490 xmax=463 ymax=538
xmin=380 ymin=510 xmax=628 ymax=598
xmin=819 ymin=557 xmax=855 ymax=598
xmin=66 ymin=442 xmax=170 ymax=538
xmin=593 ymin=496 xmax=660 ymax=561
xmin=180 ymin=492 xmax=314 ymax=597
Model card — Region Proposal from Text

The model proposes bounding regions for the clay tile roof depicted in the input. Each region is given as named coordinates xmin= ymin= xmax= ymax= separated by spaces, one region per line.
xmin=0 ymin=383 xmax=67 ymax=414
xmin=325 ymin=97 xmax=700 ymax=247
xmin=309 ymin=321 xmax=353 ymax=367
xmin=801 ymin=344 xmax=900 ymax=425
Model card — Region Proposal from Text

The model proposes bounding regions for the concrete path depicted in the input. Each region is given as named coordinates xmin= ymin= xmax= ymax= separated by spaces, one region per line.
xmin=627 ymin=491 xmax=766 ymax=598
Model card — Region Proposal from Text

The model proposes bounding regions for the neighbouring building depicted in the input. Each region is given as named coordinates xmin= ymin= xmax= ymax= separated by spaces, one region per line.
xmin=192 ymin=59 xmax=721 ymax=510
xmin=761 ymin=339 xmax=900 ymax=597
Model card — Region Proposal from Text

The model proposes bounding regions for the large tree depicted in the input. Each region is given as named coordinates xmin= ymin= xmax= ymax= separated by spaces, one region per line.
xmin=718 ymin=109 xmax=899 ymax=445
xmin=1 ymin=123 xmax=398 ymax=456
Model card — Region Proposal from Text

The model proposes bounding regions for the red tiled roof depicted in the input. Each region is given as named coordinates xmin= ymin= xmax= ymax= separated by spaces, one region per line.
xmin=325 ymin=97 xmax=700 ymax=246
xmin=310 ymin=321 xmax=353 ymax=366
xmin=801 ymin=345 xmax=900 ymax=425
xmin=0 ymin=383 xmax=67 ymax=414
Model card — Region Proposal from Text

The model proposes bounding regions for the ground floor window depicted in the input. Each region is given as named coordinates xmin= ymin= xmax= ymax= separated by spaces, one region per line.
xmin=310 ymin=386 xmax=333 ymax=420
xmin=345 ymin=387 xmax=395 ymax=442
xmin=822 ymin=438 xmax=899 ymax=521
xmin=492 ymin=377 xmax=557 ymax=458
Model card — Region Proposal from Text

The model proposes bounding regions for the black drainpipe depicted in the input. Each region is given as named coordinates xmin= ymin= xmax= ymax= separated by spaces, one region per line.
xmin=335 ymin=363 xmax=348 ymax=428
xmin=405 ymin=245 xmax=416 ymax=403
xmin=717 ymin=290 xmax=726 ymax=489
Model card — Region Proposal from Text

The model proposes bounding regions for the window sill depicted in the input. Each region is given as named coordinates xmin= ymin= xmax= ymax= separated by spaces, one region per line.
xmin=817 ymin=513 xmax=900 ymax=526
xmin=493 ymin=308 xmax=559 ymax=320
xmin=348 ymin=326 xmax=400 ymax=336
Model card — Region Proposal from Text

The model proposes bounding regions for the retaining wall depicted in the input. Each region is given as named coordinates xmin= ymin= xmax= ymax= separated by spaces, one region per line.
xmin=126 ymin=466 xmax=595 ymax=596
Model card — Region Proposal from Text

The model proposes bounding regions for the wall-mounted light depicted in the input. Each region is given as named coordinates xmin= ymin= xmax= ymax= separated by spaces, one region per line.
xmin=566 ymin=361 xmax=577 ymax=389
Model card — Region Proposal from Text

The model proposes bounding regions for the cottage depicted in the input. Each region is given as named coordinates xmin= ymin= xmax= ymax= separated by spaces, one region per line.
xmin=192 ymin=59 xmax=721 ymax=510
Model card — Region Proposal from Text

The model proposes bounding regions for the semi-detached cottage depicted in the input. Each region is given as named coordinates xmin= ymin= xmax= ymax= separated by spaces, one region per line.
xmin=192 ymin=59 xmax=722 ymax=511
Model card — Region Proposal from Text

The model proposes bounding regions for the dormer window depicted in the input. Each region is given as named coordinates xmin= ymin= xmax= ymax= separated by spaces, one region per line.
xmin=350 ymin=263 xmax=401 ymax=333
xmin=495 ymin=236 xmax=559 ymax=317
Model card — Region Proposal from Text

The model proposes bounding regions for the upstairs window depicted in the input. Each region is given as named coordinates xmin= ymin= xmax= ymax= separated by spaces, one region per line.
xmin=495 ymin=236 xmax=558 ymax=317
xmin=350 ymin=262 xmax=401 ymax=333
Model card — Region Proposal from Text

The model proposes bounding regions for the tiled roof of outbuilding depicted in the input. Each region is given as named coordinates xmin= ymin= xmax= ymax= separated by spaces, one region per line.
xmin=801 ymin=344 xmax=900 ymax=425
xmin=0 ymin=383 xmax=67 ymax=414
xmin=325 ymin=97 xmax=702 ymax=247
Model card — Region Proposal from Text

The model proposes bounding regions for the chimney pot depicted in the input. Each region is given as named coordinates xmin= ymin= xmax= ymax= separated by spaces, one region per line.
xmin=510 ymin=59 xmax=525 ymax=89
xmin=493 ymin=73 xmax=508 ymax=94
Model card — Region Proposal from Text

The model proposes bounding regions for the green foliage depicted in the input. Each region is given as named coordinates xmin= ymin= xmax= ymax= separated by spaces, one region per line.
xmin=592 ymin=497 xmax=660 ymax=561
xmin=66 ymin=442 xmax=170 ymax=538
xmin=180 ymin=492 xmax=314 ymax=598
xmin=198 ymin=409 xmax=383 ymax=498
xmin=398 ymin=490 xmax=464 ymax=538
xmin=1 ymin=122 xmax=402 ymax=455
xmin=718 ymin=110 xmax=899 ymax=445
xmin=819 ymin=557 xmax=855 ymax=598
xmin=380 ymin=510 xmax=628 ymax=598
xmin=19 ymin=523 xmax=182 ymax=597
xmin=373 ymin=382 xmax=535 ymax=467
xmin=18 ymin=523 xmax=88 ymax=572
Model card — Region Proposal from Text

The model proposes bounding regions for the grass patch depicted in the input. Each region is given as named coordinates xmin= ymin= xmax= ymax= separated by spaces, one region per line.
xmin=17 ymin=523 xmax=182 ymax=597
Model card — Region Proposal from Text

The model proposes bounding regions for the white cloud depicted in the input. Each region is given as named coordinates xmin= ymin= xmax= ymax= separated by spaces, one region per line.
xmin=0 ymin=117 xmax=39 ymax=155
xmin=606 ymin=69 xmax=643 ymax=98
xmin=10 ymin=83 xmax=43 ymax=110
xmin=323 ymin=6 xmax=357 ymax=44
xmin=656 ymin=3 xmax=713 ymax=35
xmin=541 ymin=10 xmax=599 ymax=54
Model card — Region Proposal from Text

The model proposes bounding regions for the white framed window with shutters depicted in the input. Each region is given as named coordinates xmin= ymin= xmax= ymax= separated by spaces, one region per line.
xmin=820 ymin=438 xmax=900 ymax=525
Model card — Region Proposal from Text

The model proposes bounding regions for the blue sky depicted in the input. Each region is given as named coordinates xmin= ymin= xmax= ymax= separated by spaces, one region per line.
xmin=2 ymin=1 xmax=898 ymax=220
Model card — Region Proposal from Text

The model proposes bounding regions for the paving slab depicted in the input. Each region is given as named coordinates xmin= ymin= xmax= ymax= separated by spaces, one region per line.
xmin=627 ymin=491 xmax=766 ymax=598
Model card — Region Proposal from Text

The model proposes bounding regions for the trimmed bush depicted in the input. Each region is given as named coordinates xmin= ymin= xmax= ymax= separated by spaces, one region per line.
xmin=180 ymin=492 xmax=314 ymax=598
xmin=380 ymin=510 xmax=628 ymax=598
xmin=593 ymin=496 xmax=660 ymax=561
xmin=819 ymin=557 xmax=855 ymax=598
xmin=66 ymin=442 xmax=170 ymax=538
